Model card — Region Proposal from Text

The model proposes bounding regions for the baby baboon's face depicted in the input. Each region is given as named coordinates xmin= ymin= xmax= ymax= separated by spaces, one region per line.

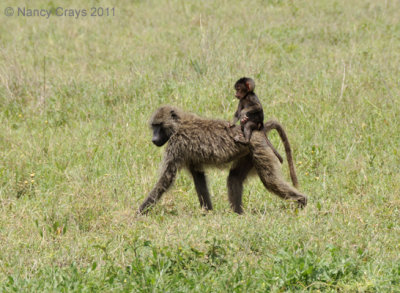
xmin=234 ymin=84 xmax=247 ymax=99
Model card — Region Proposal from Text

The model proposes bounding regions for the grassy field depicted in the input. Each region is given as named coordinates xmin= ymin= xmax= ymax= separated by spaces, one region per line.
xmin=1 ymin=0 xmax=400 ymax=291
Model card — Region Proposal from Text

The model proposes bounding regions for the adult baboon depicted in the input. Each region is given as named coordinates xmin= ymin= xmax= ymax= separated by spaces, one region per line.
xmin=138 ymin=105 xmax=307 ymax=214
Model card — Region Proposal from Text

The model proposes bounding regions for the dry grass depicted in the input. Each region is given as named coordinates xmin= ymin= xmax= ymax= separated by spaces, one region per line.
xmin=0 ymin=0 xmax=400 ymax=291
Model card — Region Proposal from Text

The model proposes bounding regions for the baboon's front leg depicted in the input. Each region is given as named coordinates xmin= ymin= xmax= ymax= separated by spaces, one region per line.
xmin=227 ymin=155 xmax=254 ymax=214
xmin=138 ymin=161 xmax=178 ymax=214
xmin=189 ymin=166 xmax=213 ymax=211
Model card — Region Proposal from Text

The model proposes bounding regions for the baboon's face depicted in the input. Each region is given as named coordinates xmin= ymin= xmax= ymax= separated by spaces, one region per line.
xmin=150 ymin=107 xmax=180 ymax=147
xmin=234 ymin=84 xmax=248 ymax=99
xmin=151 ymin=123 xmax=170 ymax=146
xmin=234 ymin=78 xmax=255 ymax=99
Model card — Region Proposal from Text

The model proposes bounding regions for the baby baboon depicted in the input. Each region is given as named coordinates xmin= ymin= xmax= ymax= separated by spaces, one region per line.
xmin=231 ymin=77 xmax=264 ymax=143
xmin=138 ymin=105 xmax=307 ymax=214
xmin=230 ymin=77 xmax=284 ymax=165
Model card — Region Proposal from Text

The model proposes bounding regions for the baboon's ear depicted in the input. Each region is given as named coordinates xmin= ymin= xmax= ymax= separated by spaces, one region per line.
xmin=170 ymin=110 xmax=180 ymax=121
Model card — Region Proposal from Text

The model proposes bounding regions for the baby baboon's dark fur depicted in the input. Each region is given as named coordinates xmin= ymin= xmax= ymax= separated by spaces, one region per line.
xmin=138 ymin=105 xmax=307 ymax=214
xmin=232 ymin=77 xmax=264 ymax=143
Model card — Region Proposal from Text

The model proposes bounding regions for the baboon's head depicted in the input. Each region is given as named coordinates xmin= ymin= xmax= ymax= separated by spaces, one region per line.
xmin=234 ymin=77 xmax=255 ymax=99
xmin=150 ymin=106 xmax=182 ymax=147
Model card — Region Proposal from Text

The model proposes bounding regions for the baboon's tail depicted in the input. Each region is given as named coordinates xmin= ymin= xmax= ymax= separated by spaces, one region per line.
xmin=264 ymin=120 xmax=299 ymax=188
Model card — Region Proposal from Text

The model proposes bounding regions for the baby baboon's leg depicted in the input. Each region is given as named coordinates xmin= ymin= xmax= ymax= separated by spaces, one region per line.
xmin=250 ymin=132 xmax=307 ymax=207
xmin=138 ymin=159 xmax=178 ymax=214
xmin=243 ymin=121 xmax=258 ymax=143
xmin=189 ymin=166 xmax=213 ymax=210
xmin=227 ymin=154 xmax=254 ymax=214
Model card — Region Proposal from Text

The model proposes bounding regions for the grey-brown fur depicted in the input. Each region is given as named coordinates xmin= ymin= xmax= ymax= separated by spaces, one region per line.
xmin=264 ymin=120 xmax=298 ymax=188
xmin=138 ymin=105 xmax=307 ymax=214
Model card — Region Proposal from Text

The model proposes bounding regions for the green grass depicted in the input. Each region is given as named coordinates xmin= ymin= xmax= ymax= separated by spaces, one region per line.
xmin=1 ymin=0 xmax=400 ymax=291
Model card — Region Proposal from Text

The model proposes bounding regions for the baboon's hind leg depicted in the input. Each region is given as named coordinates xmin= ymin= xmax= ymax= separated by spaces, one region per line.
xmin=250 ymin=132 xmax=307 ymax=207
xmin=189 ymin=166 xmax=213 ymax=211
xmin=256 ymin=166 xmax=307 ymax=207
xmin=227 ymin=154 xmax=254 ymax=214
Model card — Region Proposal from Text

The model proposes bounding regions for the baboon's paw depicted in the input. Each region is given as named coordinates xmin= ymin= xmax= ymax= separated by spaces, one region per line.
xmin=297 ymin=196 xmax=307 ymax=208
